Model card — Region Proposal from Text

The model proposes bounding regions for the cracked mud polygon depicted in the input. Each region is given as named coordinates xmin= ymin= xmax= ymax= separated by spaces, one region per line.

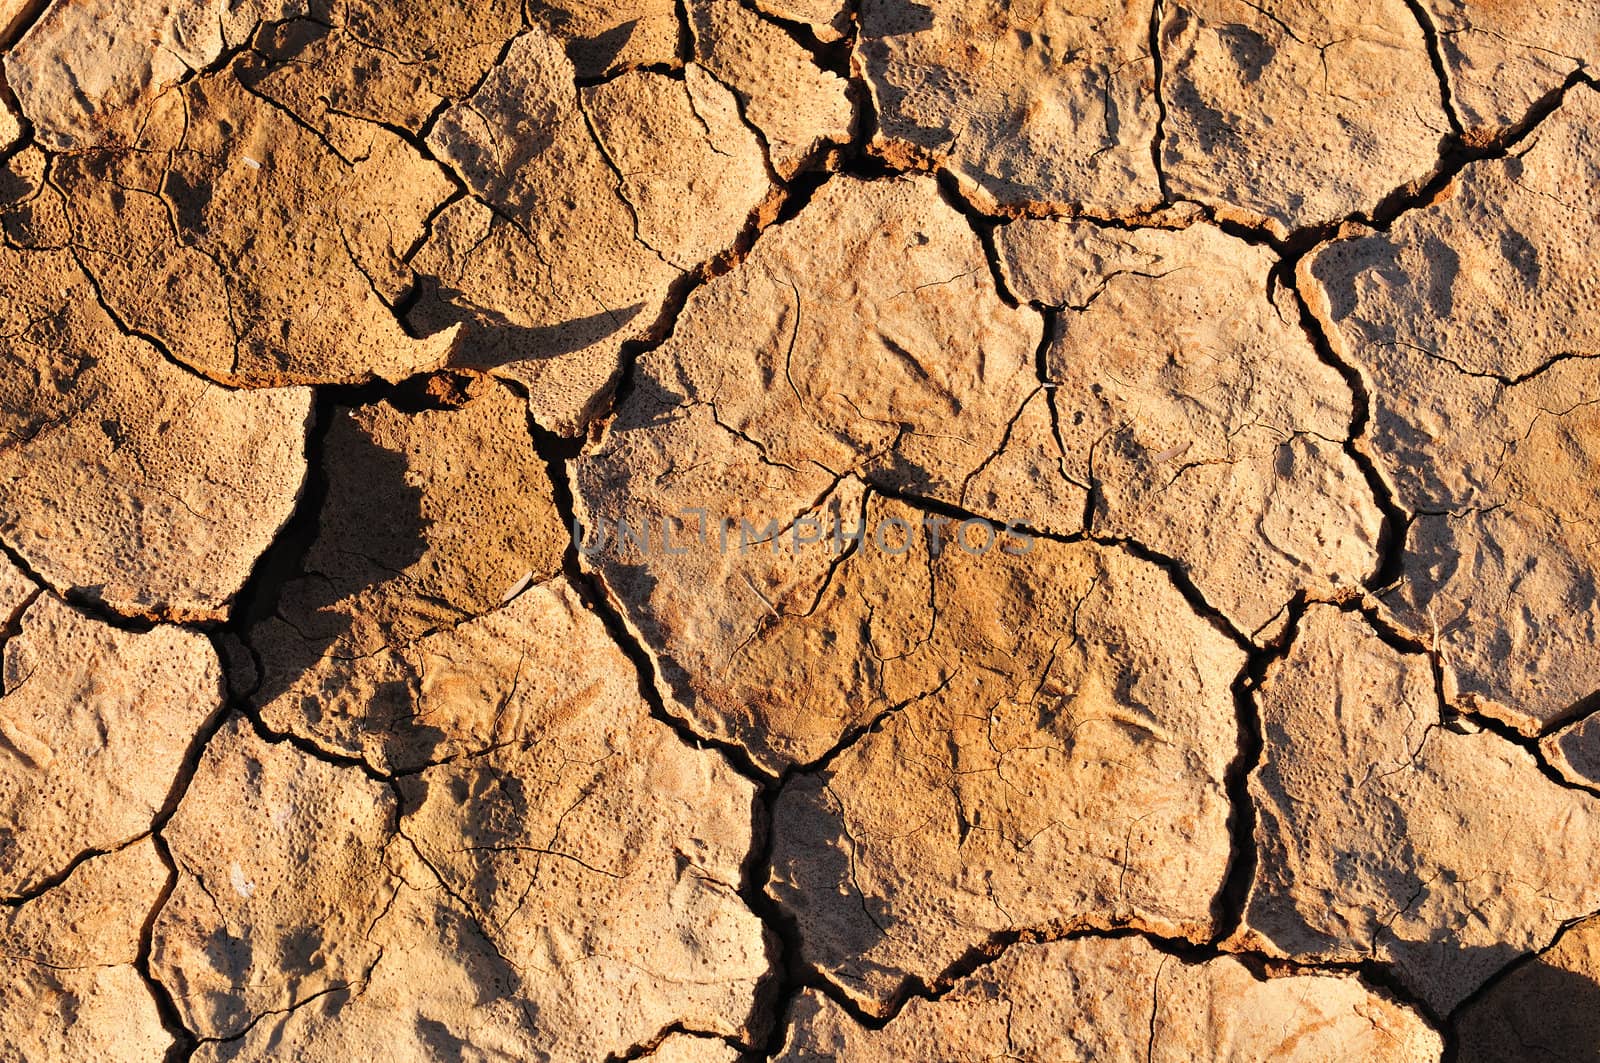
xmin=0 ymin=0 xmax=1597 ymax=1059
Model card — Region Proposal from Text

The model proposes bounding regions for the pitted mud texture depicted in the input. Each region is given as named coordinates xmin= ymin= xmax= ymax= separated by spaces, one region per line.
xmin=1 ymin=0 xmax=1597 ymax=1059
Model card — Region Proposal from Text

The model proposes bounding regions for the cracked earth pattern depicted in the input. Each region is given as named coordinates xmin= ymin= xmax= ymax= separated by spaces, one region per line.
xmin=0 ymin=0 xmax=1595 ymax=1058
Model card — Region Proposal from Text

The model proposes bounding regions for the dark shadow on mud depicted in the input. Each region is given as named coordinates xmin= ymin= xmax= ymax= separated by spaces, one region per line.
xmin=1453 ymin=944 xmax=1600 ymax=1062
xmin=406 ymin=272 xmax=643 ymax=374
xmin=231 ymin=395 xmax=447 ymax=777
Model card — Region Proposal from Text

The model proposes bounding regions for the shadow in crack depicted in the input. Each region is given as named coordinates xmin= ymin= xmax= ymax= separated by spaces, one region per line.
xmin=234 ymin=398 xmax=452 ymax=775
xmin=768 ymin=773 xmax=893 ymax=947
xmin=563 ymin=366 xmax=708 ymax=718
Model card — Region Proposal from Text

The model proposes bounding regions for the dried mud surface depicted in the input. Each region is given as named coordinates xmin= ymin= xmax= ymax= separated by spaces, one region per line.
xmin=0 ymin=0 xmax=1596 ymax=1059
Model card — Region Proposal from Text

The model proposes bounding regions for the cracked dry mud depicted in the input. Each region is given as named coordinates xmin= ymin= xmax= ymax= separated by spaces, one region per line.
xmin=0 ymin=0 xmax=1596 ymax=1059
